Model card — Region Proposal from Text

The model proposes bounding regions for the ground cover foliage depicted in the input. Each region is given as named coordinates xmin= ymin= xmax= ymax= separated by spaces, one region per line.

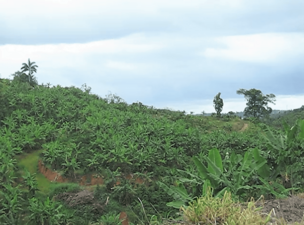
xmin=1 ymin=77 xmax=304 ymax=224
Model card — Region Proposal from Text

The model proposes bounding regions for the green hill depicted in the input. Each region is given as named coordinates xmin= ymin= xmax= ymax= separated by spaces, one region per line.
xmin=1 ymin=78 xmax=304 ymax=224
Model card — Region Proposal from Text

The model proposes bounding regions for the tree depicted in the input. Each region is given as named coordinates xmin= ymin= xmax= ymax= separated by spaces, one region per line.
xmin=105 ymin=91 xmax=126 ymax=104
xmin=10 ymin=71 xmax=38 ymax=88
xmin=228 ymin=111 xmax=236 ymax=118
xmin=213 ymin=92 xmax=223 ymax=117
xmin=20 ymin=58 xmax=39 ymax=87
xmin=237 ymin=88 xmax=276 ymax=120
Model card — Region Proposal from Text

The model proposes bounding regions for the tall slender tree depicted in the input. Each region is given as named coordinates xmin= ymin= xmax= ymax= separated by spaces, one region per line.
xmin=237 ymin=88 xmax=276 ymax=120
xmin=20 ymin=58 xmax=38 ymax=86
xmin=213 ymin=92 xmax=224 ymax=117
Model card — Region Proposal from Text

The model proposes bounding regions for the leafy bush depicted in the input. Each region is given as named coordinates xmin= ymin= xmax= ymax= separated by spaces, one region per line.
xmin=48 ymin=183 xmax=81 ymax=199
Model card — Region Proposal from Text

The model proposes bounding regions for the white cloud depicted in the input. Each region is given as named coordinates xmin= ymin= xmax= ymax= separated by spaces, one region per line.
xmin=0 ymin=33 xmax=164 ymax=75
xmin=105 ymin=61 xmax=138 ymax=71
xmin=273 ymin=95 xmax=304 ymax=110
xmin=0 ymin=0 xmax=242 ymax=15
xmin=202 ymin=33 xmax=304 ymax=63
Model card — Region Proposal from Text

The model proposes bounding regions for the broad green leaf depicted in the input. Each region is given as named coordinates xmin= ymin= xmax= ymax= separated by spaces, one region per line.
xmin=214 ymin=186 xmax=230 ymax=199
xmin=208 ymin=148 xmax=223 ymax=176
xmin=235 ymin=151 xmax=250 ymax=188
xmin=171 ymin=185 xmax=193 ymax=201
xmin=166 ymin=200 xmax=186 ymax=209
xmin=204 ymin=157 xmax=230 ymax=187
xmin=258 ymin=177 xmax=287 ymax=199
xmin=192 ymin=156 xmax=208 ymax=180
xmin=178 ymin=177 xmax=201 ymax=185
xmin=235 ymin=185 xmax=252 ymax=193
xmin=157 ymin=181 xmax=193 ymax=208
xmin=297 ymin=119 xmax=304 ymax=140
xmin=287 ymin=123 xmax=298 ymax=147
xmin=251 ymin=147 xmax=270 ymax=179
xmin=202 ymin=179 xmax=212 ymax=197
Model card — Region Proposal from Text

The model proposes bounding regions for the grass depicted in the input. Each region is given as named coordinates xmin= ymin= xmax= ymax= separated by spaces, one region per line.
xmin=165 ymin=188 xmax=272 ymax=225
xmin=133 ymin=187 xmax=304 ymax=225
xmin=15 ymin=149 xmax=58 ymax=195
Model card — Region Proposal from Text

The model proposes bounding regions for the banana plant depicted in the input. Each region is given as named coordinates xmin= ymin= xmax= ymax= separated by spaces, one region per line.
xmin=0 ymin=184 xmax=24 ymax=225
xmin=195 ymin=147 xmax=297 ymax=200
xmin=62 ymin=155 xmax=80 ymax=179
xmin=157 ymin=180 xmax=195 ymax=209
xmin=0 ymin=152 xmax=17 ymax=185
xmin=261 ymin=119 xmax=304 ymax=189
xmin=22 ymin=169 xmax=39 ymax=198
xmin=157 ymin=148 xmax=230 ymax=209
xmin=108 ymin=145 xmax=132 ymax=165
xmin=98 ymin=213 xmax=123 ymax=225
xmin=159 ymin=147 xmax=296 ymax=210
xmin=26 ymin=197 xmax=69 ymax=225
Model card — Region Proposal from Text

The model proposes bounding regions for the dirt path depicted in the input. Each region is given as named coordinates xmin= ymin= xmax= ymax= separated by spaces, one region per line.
xmin=240 ymin=123 xmax=249 ymax=132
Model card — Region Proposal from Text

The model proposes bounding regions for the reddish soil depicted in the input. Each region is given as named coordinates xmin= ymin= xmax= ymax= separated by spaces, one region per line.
xmin=38 ymin=159 xmax=149 ymax=225
xmin=38 ymin=159 xmax=145 ymax=187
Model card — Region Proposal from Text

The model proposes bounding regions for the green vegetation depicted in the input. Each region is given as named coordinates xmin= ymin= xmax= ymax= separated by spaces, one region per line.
xmin=10 ymin=58 xmax=39 ymax=88
xmin=16 ymin=149 xmax=58 ymax=194
xmin=213 ymin=92 xmax=224 ymax=117
xmin=237 ymin=88 xmax=276 ymax=120
xmin=1 ymin=60 xmax=304 ymax=224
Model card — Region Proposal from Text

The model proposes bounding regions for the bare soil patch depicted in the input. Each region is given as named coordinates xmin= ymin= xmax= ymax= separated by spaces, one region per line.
xmin=237 ymin=194 xmax=304 ymax=224
xmin=53 ymin=189 xmax=129 ymax=225
xmin=240 ymin=123 xmax=249 ymax=132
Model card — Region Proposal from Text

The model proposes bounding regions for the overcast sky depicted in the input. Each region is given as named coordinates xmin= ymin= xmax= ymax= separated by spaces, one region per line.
xmin=1 ymin=0 xmax=304 ymax=114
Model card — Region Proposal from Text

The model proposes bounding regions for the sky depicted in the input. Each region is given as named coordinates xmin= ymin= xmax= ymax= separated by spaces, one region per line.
xmin=0 ymin=0 xmax=304 ymax=115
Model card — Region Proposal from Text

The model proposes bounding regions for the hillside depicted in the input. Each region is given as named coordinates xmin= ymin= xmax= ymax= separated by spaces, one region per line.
xmin=1 ymin=79 xmax=304 ymax=224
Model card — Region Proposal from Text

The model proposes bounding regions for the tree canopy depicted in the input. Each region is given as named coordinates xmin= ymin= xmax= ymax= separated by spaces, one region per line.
xmin=10 ymin=58 xmax=39 ymax=88
xmin=11 ymin=71 xmax=38 ymax=88
xmin=213 ymin=92 xmax=224 ymax=117
xmin=237 ymin=88 xmax=276 ymax=120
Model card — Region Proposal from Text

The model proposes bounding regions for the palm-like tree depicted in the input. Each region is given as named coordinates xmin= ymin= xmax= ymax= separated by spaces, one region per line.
xmin=20 ymin=58 xmax=38 ymax=84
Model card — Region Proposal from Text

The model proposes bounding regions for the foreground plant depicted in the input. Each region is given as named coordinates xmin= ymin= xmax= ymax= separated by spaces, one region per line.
xmin=158 ymin=147 xmax=296 ymax=212
xmin=97 ymin=213 xmax=123 ymax=225
xmin=194 ymin=147 xmax=297 ymax=201
xmin=180 ymin=186 xmax=272 ymax=225
xmin=261 ymin=119 xmax=304 ymax=193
